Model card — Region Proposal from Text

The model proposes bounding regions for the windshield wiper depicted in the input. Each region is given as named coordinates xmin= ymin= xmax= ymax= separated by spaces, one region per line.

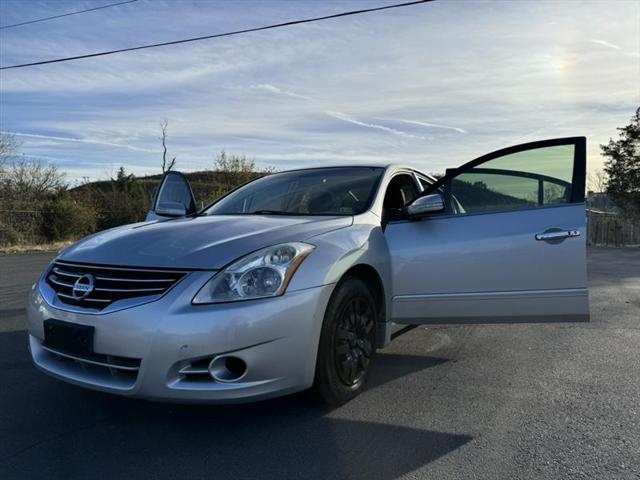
xmin=250 ymin=210 xmax=296 ymax=215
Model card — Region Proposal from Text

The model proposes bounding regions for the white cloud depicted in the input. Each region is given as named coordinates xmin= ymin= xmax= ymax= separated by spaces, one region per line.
xmin=591 ymin=39 xmax=621 ymax=50
xmin=2 ymin=131 xmax=159 ymax=154
xmin=325 ymin=111 xmax=424 ymax=140
xmin=249 ymin=84 xmax=313 ymax=101
xmin=383 ymin=118 xmax=468 ymax=134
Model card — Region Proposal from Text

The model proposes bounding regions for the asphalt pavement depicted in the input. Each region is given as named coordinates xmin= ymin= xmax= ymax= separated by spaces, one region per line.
xmin=0 ymin=247 xmax=638 ymax=479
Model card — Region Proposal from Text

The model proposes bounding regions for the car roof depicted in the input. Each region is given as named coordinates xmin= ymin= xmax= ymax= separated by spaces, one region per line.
xmin=271 ymin=163 xmax=429 ymax=176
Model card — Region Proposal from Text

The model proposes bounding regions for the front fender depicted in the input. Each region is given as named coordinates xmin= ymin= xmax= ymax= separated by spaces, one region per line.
xmin=287 ymin=213 xmax=392 ymax=346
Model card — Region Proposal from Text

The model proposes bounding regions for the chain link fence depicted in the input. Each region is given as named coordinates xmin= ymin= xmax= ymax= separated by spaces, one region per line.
xmin=0 ymin=209 xmax=46 ymax=246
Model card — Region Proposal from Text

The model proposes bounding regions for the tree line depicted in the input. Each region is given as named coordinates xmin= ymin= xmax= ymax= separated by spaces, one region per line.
xmin=0 ymin=108 xmax=638 ymax=247
xmin=0 ymin=126 xmax=271 ymax=246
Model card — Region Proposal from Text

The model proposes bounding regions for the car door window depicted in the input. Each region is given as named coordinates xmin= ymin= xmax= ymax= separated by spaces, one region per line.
xmin=417 ymin=176 xmax=433 ymax=191
xmin=440 ymin=144 xmax=576 ymax=215
xmin=383 ymin=174 xmax=419 ymax=210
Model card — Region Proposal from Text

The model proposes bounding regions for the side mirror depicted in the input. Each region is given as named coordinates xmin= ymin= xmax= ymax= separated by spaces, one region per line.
xmin=407 ymin=193 xmax=445 ymax=217
xmin=155 ymin=201 xmax=187 ymax=218
xmin=146 ymin=171 xmax=197 ymax=221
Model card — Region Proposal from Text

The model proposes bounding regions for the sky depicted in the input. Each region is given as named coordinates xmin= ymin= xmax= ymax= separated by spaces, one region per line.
xmin=1 ymin=0 xmax=639 ymax=184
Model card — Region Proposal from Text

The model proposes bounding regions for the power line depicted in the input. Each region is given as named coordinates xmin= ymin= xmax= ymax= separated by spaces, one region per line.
xmin=0 ymin=0 xmax=138 ymax=30
xmin=0 ymin=0 xmax=434 ymax=71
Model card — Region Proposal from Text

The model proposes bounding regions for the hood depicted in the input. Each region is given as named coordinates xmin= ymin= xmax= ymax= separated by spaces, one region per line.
xmin=59 ymin=215 xmax=352 ymax=269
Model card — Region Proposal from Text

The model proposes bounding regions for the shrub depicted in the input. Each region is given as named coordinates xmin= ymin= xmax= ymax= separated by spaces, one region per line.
xmin=40 ymin=191 xmax=97 ymax=242
xmin=0 ymin=224 xmax=21 ymax=246
xmin=96 ymin=167 xmax=150 ymax=230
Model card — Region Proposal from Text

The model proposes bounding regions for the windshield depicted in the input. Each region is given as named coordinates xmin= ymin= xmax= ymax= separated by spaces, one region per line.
xmin=204 ymin=167 xmax=384 ymax=216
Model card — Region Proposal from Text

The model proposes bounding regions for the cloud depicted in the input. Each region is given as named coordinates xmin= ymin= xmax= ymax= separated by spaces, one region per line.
xmin=2 ymin=131 xmax=159 ymax=154
xmin=17 ymin=153 xmax=65 ymax=163
xmin=324 ymin=111 xmax=424 ymax=140
xmin=383 ymin=118 xmax=468 ymax=134
xmin=591 ymin=39 xmax=621 ymax=50
xmin=1 ymin=0 xmax=638 ymax=182
xmin=249 ymin=84 xmax=313 ymax=101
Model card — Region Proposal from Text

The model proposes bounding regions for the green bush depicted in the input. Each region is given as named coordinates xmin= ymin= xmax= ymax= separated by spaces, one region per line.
xmin=0 ymin=224 xmax=21 ymax=246
xmin=96 ymin=167 xmax=150 ymax=230
xmin=40 ymin=191 xmax=97 ymax=242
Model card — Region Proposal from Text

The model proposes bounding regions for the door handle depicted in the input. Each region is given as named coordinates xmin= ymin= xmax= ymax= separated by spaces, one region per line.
xmin=535 ymin=230 xmax=581 ymax=241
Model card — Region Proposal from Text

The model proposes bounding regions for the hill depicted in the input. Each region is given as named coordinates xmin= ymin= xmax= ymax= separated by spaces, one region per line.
xmin=73 ymin=169 xmax=266 ymax=209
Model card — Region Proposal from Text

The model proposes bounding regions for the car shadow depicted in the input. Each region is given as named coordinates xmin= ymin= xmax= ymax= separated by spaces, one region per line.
xmin=0 ymin=330 xmax=470 ymax=480
xmin=367 ymin=352 xmax=449 ymax=389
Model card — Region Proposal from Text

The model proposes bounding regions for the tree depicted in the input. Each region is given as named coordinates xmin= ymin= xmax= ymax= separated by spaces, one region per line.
xmin=0 ymin=139 xmax=67 ymax=245
xmin=213 ymin=150 xmax=257 ymax=193
xmin=41 ymin=189 xmax=97 ymax=241
xmin=211 ymin=150 xmax=275 ymax=197
xmin=587 ymin=170 xmax=608 ymax=193
xmin=160 ymin=119 xmax=176 ymax=173
xmin=96 ymin=166 xmax=149 ymax=229
xmin=601 ymin=107 xmax=640 ymax=218
xmin=0 ymin=135 xmax=64 ymax=196
xmin=0 ymin=132 xmax=18 ymax=164
xmin=2 ymin=157 xmax=65 ymax=199
xmin=0 ymin=133 xmax=19 ymax=187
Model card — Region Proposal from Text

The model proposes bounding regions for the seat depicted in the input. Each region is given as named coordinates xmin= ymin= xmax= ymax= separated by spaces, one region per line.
xmin=383 ymin=186 xmax=406 ymax=210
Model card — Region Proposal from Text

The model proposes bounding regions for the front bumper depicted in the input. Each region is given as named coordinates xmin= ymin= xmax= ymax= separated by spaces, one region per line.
xmin=27 ymin=271 xmax=334 ymax=403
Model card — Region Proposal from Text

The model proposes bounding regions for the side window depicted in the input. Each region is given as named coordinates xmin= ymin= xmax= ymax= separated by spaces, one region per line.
xmin=444 ymin=144 xmax=575 ymax=215
xmin=383 ymin=174 xmax=419 ymax=211
xmin=418 ymin=176 xmax=432 ymax=191
xmin=399 ymin=176 xmax=419 ymax=205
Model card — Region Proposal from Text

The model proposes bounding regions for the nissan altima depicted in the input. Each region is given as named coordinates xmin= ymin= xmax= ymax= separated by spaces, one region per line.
xmin=27 ymin=137 xmax=589 ymax=405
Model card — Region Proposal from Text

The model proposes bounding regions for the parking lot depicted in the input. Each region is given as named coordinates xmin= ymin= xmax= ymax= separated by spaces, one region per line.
xmin=1 ymin=247 xmax=638 ymax=480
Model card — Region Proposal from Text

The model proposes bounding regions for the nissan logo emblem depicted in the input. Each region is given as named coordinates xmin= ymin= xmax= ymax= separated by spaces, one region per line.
xmin=72 ymin=274 xmax=95 ymax=300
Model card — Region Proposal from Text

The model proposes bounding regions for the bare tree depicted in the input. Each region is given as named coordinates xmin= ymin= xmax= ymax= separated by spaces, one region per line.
xmin=0 ymin=132 xmax=19 ymax=162
xmin=160 ymin=119 xmax=176 ymax=174
xmin=5 ymin=157 xmax=65 ymax=198
xmin=0 ymin=134 xmax=65 ymax=198
xmin=587 ymin=170 xmax=608 ymax=193
xmin=0 ymin=133 xmax=19 ymax=181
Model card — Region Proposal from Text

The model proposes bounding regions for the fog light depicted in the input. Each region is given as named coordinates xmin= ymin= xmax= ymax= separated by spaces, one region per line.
xmin=208 ymin=355 xmax=247 ymax=382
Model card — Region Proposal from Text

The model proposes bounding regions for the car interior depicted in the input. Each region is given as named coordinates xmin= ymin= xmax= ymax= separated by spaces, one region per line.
xmin=382 ymin=173 xmax=419 ymax=223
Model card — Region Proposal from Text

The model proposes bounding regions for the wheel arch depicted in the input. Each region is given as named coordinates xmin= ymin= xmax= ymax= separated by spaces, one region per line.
xmin=340 ymin=263 xmax=389 ymax=348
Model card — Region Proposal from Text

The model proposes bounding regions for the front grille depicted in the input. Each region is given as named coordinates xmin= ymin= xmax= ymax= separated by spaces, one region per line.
xmin=41 ymin=344 xmax=141 ymax=371
xmin=37 ymin=341 xmax=141 ymax=389
xmin=46 ymin=260 xmax=187 ymax=311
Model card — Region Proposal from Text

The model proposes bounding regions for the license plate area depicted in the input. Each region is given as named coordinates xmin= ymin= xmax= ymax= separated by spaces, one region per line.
xmin=43 ymin=319 xmax=94 ymax=356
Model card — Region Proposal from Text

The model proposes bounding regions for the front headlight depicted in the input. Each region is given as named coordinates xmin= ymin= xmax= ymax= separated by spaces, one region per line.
xmin=192 ymin=242 xmax=315 ymax=304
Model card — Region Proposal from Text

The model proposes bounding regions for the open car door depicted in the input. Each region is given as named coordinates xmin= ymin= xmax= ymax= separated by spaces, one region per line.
xmin=386 ymin=137 xmax=589 ymax=325
xmin=145 ymin=171 xmax=197 ymax=221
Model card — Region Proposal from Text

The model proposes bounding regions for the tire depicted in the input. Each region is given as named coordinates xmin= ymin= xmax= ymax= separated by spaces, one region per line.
xmin=314 ymin=276 xmax=377 ymax=406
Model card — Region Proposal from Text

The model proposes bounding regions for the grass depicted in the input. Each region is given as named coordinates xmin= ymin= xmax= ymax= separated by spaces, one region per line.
xmin=0 ymin=240 xmax=73 ymax=255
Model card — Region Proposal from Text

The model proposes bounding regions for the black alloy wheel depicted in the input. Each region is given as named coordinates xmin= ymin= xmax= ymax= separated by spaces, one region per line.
xmin=314 ymin=276 xmax=377 ymax=406
xmin=334 ymin=296 xmax=374 ymax=386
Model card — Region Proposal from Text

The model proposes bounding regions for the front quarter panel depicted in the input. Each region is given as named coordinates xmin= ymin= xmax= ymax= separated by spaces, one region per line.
xmin=287 ymin=212 xmax=392 ymax=344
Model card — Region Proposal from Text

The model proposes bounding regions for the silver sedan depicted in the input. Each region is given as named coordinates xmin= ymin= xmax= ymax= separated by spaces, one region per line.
xmin=27 ymin=137 xmax=589 ymax=405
